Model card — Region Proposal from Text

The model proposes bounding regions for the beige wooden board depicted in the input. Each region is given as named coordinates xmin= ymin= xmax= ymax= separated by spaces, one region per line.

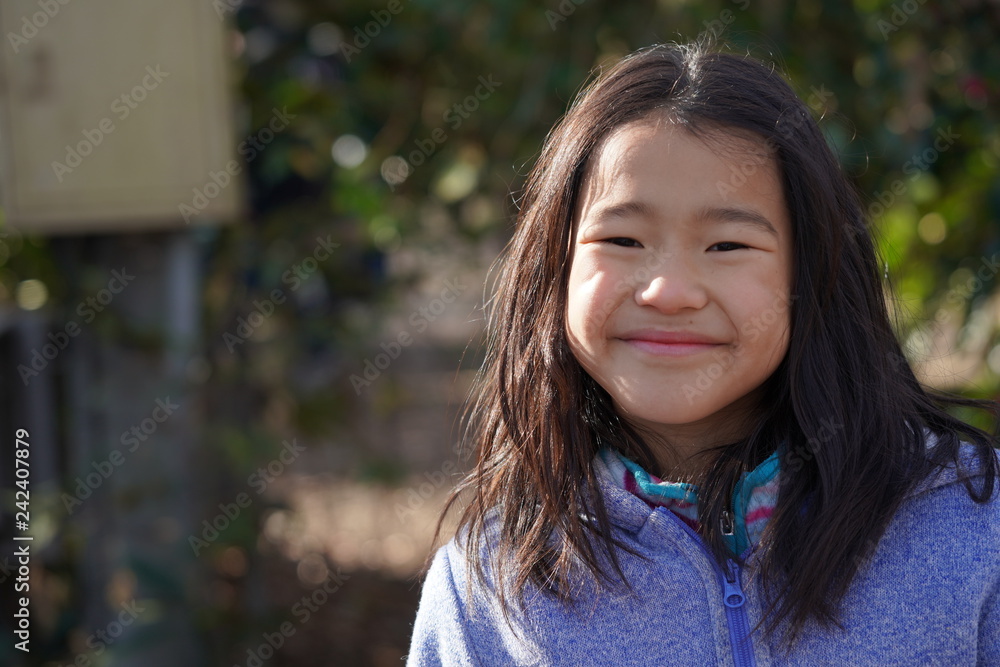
xmin=0 ymin=0 xmax=243 ymax=234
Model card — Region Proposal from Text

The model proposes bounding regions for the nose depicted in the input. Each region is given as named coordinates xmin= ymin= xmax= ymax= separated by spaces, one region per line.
xmin=635 ymin=255 xmax=709 ymax=313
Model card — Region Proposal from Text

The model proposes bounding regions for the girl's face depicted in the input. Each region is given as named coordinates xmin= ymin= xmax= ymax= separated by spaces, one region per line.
xmin=565 ymin=116 xmax=793 ymax=455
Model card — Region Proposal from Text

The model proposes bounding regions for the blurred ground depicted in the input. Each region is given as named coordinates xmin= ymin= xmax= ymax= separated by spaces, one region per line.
xmin=235 ymin=240 xmax=490 ymax=665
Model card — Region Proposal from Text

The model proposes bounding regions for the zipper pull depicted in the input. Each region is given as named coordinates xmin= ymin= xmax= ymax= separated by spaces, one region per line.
xmin=721 ymin=509 xmax=735 ymax=536
xmin=723 ymin=559 xmax=745 ymax=608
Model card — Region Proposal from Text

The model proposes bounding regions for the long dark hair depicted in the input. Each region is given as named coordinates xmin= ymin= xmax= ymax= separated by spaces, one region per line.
xmin=430 ymin=41 xmax=1000 ymax=651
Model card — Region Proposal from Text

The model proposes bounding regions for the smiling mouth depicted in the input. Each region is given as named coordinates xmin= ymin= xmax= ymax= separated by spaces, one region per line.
xmin=622 ymin=339 xmax=723 ymax=357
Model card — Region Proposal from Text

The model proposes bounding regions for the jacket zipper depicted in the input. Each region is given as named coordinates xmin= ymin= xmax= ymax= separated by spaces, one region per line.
xmin=723 ymin=557 xmax=755 ymax=667
xmin=657 ymin=507 xmax=757 ymax=667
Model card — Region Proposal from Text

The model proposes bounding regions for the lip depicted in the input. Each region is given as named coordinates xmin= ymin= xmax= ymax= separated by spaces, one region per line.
xmin=618 ymin=329 xmax=725 ymax=357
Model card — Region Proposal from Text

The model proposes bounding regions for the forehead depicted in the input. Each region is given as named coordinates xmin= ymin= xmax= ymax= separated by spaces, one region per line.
xmin=575 ymin=115 xmax=781 ymax=219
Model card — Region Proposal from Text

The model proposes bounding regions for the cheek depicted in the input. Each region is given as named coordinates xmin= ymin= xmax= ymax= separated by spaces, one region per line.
xmin=566 ymin=265 xmax=620 ymax=341
xmin=733 ymin=288 xmax=793 ymax=357
xmin=565 ymin=279 xmax=593 ymax=347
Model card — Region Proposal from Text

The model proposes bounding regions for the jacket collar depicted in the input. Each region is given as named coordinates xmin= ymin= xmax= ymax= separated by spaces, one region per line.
xmin=590 ymin=430 xmax=997 ymax=552
xmin=593 ymin=446 xmax=781 ymax=555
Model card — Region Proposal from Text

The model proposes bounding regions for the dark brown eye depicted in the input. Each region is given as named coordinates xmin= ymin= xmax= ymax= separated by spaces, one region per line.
xmin=710 ymin=242 xmax=749 ymax=251
xmin=605 ymin=237 xmax=642 ymax=248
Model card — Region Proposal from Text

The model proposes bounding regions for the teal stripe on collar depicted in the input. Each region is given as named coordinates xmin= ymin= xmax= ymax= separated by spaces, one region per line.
xmin=617 ymin=454 xmax=699 ymax=504
xmin=730 ymin=446 xmax=782 ymax=556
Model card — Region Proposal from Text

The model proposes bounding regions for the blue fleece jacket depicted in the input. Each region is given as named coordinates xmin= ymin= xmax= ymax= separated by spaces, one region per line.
xmin=406 ymin=441 xmax=1000 ymax=665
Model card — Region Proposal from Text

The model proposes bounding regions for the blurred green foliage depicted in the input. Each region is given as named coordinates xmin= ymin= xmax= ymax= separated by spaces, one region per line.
xmin=215 ymin=0 xmax=1000 ymax=407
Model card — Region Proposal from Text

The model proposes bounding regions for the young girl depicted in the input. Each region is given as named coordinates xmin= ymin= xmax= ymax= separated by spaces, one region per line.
xmin=406 ymin=42 xmax=1000 ymax=665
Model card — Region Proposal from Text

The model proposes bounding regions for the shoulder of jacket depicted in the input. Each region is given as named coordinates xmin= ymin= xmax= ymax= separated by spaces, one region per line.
xmin=906 ymin=434 xmax=1000 ymax=498
xmin=430 ymin=511 xmax=508 ymax=600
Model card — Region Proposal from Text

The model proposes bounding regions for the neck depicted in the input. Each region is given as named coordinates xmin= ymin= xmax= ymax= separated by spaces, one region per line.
xmin=647 ymin=428 xmax=739 ymax=483
xmin=623 ymin=395 xmax=763 ymax=482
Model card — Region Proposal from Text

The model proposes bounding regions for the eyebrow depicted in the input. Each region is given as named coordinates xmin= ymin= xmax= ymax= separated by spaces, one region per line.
xmin=585 ymin=201 xmax=778 ymax=237
xmin=695 ymin=205 xmax=779 ymax=237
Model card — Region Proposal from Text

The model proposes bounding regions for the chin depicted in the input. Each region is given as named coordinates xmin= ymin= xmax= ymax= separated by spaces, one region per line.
xmin=614 ymin=401 xmax=720 ymax=429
